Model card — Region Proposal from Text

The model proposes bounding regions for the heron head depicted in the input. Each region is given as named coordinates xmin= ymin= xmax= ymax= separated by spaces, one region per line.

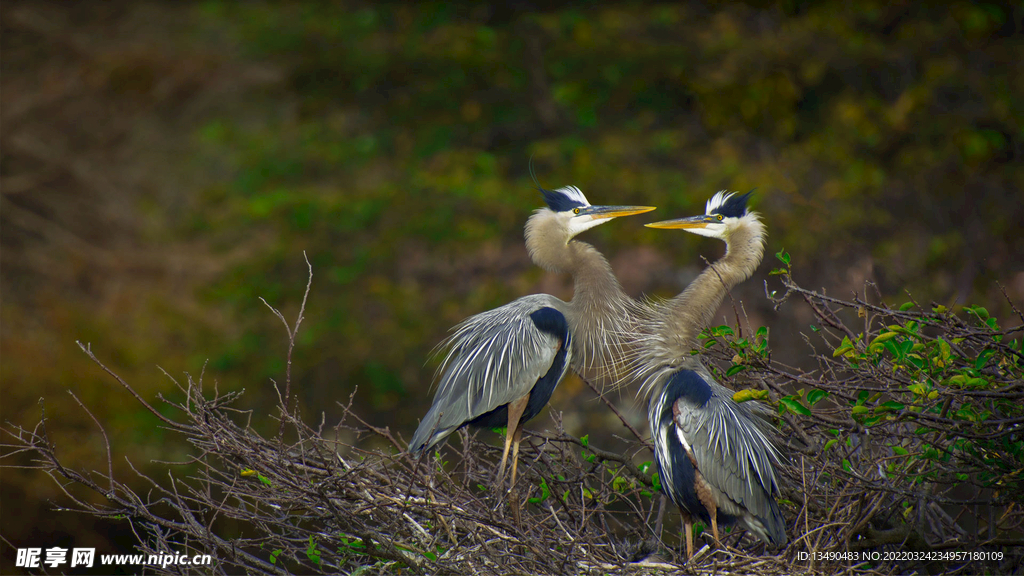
xmin=540 ymin=186 xmax=655 ymax=239
xmin=645 ymin=190 xmax=753 ymax=239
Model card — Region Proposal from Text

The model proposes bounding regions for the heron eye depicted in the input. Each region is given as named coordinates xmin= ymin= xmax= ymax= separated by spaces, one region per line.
xmin=573 ymin=208 xmax=580 ymax=214
xmin=716 ymin=214 xmax=724 ymax=221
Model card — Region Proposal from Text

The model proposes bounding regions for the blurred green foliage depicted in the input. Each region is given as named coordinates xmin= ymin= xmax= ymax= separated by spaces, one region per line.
xmin=182 ymin=1 xmax=1021 ymax=429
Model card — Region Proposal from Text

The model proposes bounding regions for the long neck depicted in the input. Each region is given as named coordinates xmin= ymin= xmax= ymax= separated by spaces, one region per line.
xmin=565 ymin=241 xmax=637 ymax=380
xmin=525 ymin=211 xmax=635 ymax=380
xmin=654 ymin=215 xmax=766 ymax=362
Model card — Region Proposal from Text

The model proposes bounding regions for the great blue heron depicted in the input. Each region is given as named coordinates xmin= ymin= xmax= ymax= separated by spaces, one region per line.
xmin=408 ymin=185 xmax=654 ymax=488
xmin=633 ymin=191 xmax=786 ymax=560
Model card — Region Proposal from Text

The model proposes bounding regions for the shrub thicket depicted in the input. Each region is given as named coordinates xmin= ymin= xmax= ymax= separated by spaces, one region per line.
xmin=5 ymin=260 xmax=1022 ymax=575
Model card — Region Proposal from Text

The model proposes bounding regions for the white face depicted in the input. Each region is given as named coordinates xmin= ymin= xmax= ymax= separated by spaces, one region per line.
xmin=645 ymin=190 xmax=747 ymax=239
xmin=550 ymin=186 xmax=600 ymax=238
xmin=567 ymin=212 xmax=608 ymax=237
xmin=686 ymin=218 xmax=729 ymax=238
xmin=546 ymin=186 xmax=656 ymax=239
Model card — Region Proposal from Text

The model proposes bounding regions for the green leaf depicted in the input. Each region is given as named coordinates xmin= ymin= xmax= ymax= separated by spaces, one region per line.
xmin=612 ymin=476 xmax=629 ymax=493
xmin=712 ymin=325 xmax=735 ymax=337
xmin=528 ymin=478 xmax=551 ymax=504
xmin=733 ymin=388 xmax=769 ymax=403
xmin=862 ymin=415 xmax=883 ymax=427
xmin=779 ymin=396 xmax=812 ymax=416
xmin=833 ymin=335 xmax=856 ymax=357
xmin=966 ymin=305 xmax=989 ymax=320
xmin=306 ymin=537 xmax=321 ymax=565
xmin=580 ymin=434 xmax=589 ymax=447
xmin=899 ymin=301 xmax=915 ymax=311
xmin=775 ymin=248 xmax=791 ymax=266
xmin=975 ymin=349 xmax=994 ymax=371
xmin=870 ymin=331 xmax=900 ymax=345
xmin=899 ymin=340 xmax=914 ymax=355
xmin=807 ymin=389 xmax=830 ymax=406
xmin=823 ymin=438 xmax=838 ymax=452
xmin=725 ymin=364 xmax=748 ymax=377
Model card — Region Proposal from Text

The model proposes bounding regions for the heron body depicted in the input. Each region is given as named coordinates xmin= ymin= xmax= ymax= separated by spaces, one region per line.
xmin=408 ymin=295 xmax=572 ymax=460
xmin=649 ymin=365 xmax=787 ymax=552
xmin=636 ymin=191 xmax=786 ymax=559
xmin=464 ymin=307 xmax=571 ymax=431
xmin=409 ymin=186 xmax=654 ymax=487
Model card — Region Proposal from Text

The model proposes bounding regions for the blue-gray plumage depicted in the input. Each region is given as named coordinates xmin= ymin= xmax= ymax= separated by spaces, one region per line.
xmin=409 ymin=186 xmax=655 ymax=487
xmin=468 ymin=307 xmax=570 ymax=430
xmin=408 ymin=296 xmax=571 ymax=456
xmin=650 ymin=367 xmax=786 ymax=547
xmin=632 ymin=191 xmax=786 ymax=559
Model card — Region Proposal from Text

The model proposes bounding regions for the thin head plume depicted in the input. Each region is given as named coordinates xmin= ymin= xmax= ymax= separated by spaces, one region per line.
xmin=527 ymin=160 xmax=594 ymax=212
xmin=528 ymin=156 xmax=548 ymax=204
xmin=528 ymin=155 xmax=540 ymax=191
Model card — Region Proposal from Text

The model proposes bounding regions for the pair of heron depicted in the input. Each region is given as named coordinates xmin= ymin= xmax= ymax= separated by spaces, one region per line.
xmin=407 ymin=184 xmax=787 ymax=560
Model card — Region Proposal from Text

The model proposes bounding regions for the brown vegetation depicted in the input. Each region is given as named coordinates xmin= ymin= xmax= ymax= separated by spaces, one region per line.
xmin=5 ymin=263 xmax=1022 ymax=574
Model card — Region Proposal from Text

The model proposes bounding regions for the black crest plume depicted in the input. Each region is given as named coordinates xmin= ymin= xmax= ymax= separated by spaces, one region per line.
xmin=710 ymin=190 xmax=754 ymax=218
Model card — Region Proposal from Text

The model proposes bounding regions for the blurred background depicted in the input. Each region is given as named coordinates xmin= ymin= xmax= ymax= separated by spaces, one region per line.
xmin=2 ymin=1 xmax=1021 ymax=571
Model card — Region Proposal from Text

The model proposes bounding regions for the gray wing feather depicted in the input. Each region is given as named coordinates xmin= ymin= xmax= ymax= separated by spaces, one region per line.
xmin=672 ymin=373 xmax=782 ymax=524
xmin=409 ymin=294 xmax=569 ymax=454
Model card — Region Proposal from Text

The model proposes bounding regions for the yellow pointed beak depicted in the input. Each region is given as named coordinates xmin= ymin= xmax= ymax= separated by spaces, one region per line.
xmin=582 ymin=205 xmax=657 ymax=220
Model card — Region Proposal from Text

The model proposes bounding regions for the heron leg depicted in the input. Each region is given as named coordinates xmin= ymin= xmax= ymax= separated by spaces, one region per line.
xmin=497 ymin=395 xmax=530 ymax=487
xmin=509 ymin=421 xmax=527 ymax=528
xmin=496 ymin=432 xmax=514 ymax=484
xmin=510 ymin=419 xmax=525 ymax=486
xmin=694 ymin=475 xmax=720 ymax=546
xmin=681 ymin=509 xmax=694 ymax=561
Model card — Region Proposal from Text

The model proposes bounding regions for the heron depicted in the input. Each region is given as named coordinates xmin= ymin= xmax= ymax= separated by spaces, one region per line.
xmin=408 ymin=185 xmax=654 ymax=488
xmin=632 ymin=191 xmax=787 ymax=560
